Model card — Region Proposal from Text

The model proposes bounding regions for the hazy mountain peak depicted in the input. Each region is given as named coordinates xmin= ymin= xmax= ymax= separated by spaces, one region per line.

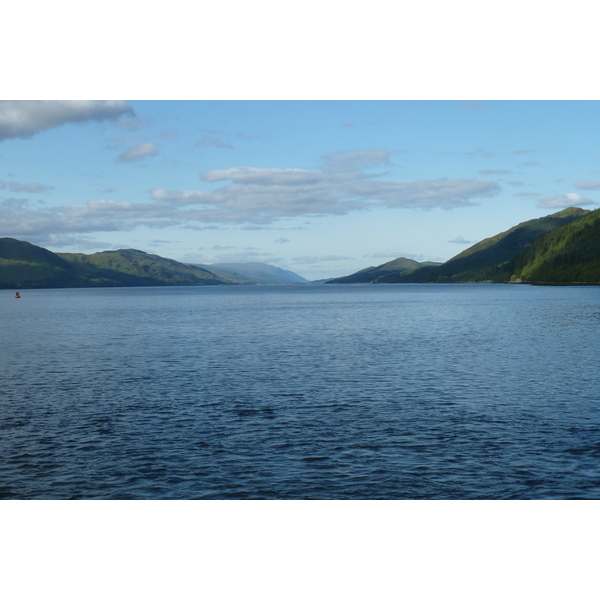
xmin=201 ymin=262 xmax=308 ymax=284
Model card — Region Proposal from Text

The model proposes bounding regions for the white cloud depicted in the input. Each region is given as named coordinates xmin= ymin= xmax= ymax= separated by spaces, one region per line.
xmin=0 ymin=149 xmax=502 ymax=242
xmin=537 ymin=193 xmax=597 ymax=208
xmin=202 ymin=167 xmax=324 ymax=185
xmin=152 ymin=175 xmax=493 ymax=223
xmin=151 ymin=189 xmax=209 ymax=204
xmin=0 ymin=202 xmax=134 ymax=238
xmin=153 ymin=154 xmax=500 ymax=223
xmin=151 ymin=179 xmax=362 ymax=223
xmin=63 ymin=199 xmax=159 ymax=215
xmin=575 ymin=180 xmax=600 ymax=190
xmin=479 ymin=169 xmax=511 ymax=175
xmin=117 ymin=142 xmax=158 ymax=162
xmin=0 ymin=101 xmax=133 ymax=141
xmin=345 ymin=178 xmax=499 ymax=209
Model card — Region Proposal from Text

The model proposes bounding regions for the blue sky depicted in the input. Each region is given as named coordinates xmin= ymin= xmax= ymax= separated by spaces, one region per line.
xmin=1 ymin=100 xmax=599 ymax=280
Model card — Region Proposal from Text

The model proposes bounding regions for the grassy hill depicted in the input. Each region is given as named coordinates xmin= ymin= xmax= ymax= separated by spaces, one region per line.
xmin=500 ymin=208 xmax=600 ymax=283
xmin=0 ymin=239 xmax=233 ymax=288
xmin=327 ymin=257 xmax=441 ymax=283
xmin=59 ymin=249 xmax=230 ymax=287
xmin=0 ymin=238 xmax=88 ymax=288
xmin=381 ymin=207 xmax=589 ymax=283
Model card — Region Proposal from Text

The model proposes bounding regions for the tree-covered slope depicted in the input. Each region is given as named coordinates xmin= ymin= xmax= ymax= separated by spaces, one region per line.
xmin=327 ymin=257 xmax=441 ymax=283
xmin=381 ymin=207 xmax=589 ymax=283
xmin=500 ymin=208 xmax=600 ymax=283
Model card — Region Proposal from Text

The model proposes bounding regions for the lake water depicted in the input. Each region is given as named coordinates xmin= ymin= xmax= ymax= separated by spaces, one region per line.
xmin=1 ymin=283 xmax=599 ymax=499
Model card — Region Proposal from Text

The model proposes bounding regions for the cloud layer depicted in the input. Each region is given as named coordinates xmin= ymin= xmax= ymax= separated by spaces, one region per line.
xmin=151 ymin=150 xmax=500 ymax=224
xmin=1 ymin=149 xmax=502 ymax=244
xmin=0 ymin=101 xmax=133 ymax=141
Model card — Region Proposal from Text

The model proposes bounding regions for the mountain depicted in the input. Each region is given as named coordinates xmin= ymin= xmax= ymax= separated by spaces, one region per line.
xmin=0 ymin=237 xmax=85 ymax=288
xmin=194 ymin=262 xmax=308 ymax=284
xmin=327 ymin=257 xmax=441 ymax=284
xmin=499 ymin=208 xmax=600 ymax=283
xmin=3 ymin=206 xmax=599 ymax=289
xmin=0 ymin=239 xmax=232 ymax=288
xmin=58 ymin=249 xmax=231 ymax=287
xmin=379 ymin=207 xmax=589 ymax=283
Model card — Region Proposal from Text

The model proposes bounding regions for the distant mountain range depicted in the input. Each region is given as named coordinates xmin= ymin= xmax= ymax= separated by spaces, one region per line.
xmin=191 ymin=262 xmax=308 ymax=284
xmin=328 ymin=207 xmax=600 ymax=285
xmin=0 ymin=239 xmax=307 ymax=289
xmin=3 ymin=207 xmax=599 ymax=288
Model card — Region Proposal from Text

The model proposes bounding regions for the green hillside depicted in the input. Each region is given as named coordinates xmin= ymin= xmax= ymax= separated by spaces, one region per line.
xmin=381 ymin=207 xmax=589 ymax=283
xmin=501 ymin=208 xmax=600 ymax=283
xmin=327 ymin=257 xmax=441 ymax=283
xmin=0 ymin=238 xmax=88 ymax=288
xmin=0 ymin=239 xmax=233 ymax=288
xmin=4 ymin=206 xmax=599 ymax=289
xmin=59 ymin=249 xmax=230 ymax=287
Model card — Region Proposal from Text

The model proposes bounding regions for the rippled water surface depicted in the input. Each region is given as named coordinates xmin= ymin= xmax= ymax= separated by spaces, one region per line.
xmin=1 ymin=283 xmax=599 ymax=499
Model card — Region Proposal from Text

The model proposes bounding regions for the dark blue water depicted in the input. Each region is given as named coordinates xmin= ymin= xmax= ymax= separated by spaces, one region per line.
xmin=1 ymin=283 xmax=599 ymax=499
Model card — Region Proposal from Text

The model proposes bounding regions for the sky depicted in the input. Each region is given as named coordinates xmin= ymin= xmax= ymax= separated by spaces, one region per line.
xmin=2 ymin=100 xmax=600 ymax=280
